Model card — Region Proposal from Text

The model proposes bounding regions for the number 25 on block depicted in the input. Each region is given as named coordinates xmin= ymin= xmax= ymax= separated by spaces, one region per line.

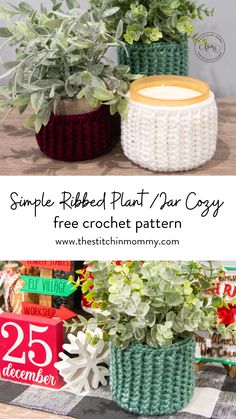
xmin=0 ymin=313 xmax=64 ymax=389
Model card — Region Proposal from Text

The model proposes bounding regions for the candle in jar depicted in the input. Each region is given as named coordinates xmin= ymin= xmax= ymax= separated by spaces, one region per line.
xmin=139 ymin=84 xmax=202 ymax=100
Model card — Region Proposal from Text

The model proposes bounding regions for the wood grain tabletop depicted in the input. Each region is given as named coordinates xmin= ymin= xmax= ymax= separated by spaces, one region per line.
xmin=0 ymin=402 xmax=72 ymax=418
xmin=0 ymin=97 xmax=235 ymax=176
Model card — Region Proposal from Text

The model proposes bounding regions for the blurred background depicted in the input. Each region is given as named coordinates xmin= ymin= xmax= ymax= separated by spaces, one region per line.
xmin=0 ymin=0 xmax=235 ymax=97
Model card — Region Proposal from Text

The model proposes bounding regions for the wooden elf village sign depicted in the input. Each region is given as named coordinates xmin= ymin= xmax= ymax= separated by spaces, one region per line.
xmin=18 ymin=261 xmax=76 ymax=320
xmin=22 ymin=302 xmax=75 ymax=320
xmin=196 ymin=266 xmax=236 ymax=377
xmin=20 ymin=261 xmax=72 ymax=272
xmin=20 ymin=275 xmax=76 ymax=297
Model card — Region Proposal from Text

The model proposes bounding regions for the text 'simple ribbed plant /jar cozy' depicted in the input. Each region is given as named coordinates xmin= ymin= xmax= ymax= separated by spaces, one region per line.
xmin=121 ymin=75 xmax=218 ymax=172
xmin=110 ymin=337 xmax=196 ymax=416
xmin=118 ymin=41 xmax=189 ymax=77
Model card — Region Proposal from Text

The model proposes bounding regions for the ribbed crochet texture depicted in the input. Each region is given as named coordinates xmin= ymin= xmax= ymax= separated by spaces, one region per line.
xmin=121 ymin=92 xmax=218 ymax=172
xmin=110 ymin=337 xmax=196 ymax=416
xmin=36 ymin=105 xmax=112 ymax=162
xmin=118 ymin=41 xmax=188 ymax=76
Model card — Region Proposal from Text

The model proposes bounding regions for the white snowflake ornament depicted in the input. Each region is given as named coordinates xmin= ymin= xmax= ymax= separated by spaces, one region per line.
xmin=55 ymin=329 xmax=110 ymax=395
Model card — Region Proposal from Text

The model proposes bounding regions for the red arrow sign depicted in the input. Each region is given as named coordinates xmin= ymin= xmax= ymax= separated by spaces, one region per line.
xmin=20 ymin=261 xmax=72 ymax=272
xmin=22 ymin=302 xmax=76 ymax=320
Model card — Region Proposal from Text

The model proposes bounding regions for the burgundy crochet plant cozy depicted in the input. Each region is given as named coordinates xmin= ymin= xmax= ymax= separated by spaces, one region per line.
xmin=36 ymin=105 xmax=112 ymax=162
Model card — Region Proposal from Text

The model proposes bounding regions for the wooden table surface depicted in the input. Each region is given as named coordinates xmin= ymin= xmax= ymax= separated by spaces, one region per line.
xmin=0 ymin=402 xmax=72 ymax=418
xmin=0 ymin=97 xmax=235 ymax=176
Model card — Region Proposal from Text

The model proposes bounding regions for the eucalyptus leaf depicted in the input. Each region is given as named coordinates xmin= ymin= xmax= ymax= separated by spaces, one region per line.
xmin=0 ymin=5 xmax=16 ymax=20
xmin=166 ymin=293 xmax=184 ymax=306
xmin=3 ymin=61 xmax=20 ymax=70
xmin=12 ymin=93 xmax=30 ymax=107
xmin=102 ymin=7 xmax=120 ymax=18
xmin=31 ymin=79 xmax=64 ymax=89
xmin=22 ymin=113 xmax=35 ymax=128
xmin=31 ymin=92 xmax=45 ymax=114
xmin=0 ymin=28 xmax=12 ymax=38
xmin=18 ymin=2 xmax=34 ymax=15
xmin=93 ymin=87 xmax=114 ymax=101
xmin=117 ymin=98 xmax=128 ymax=117
xmin=42 ymin=105 xmax=52 ymax=126
xmin=90 ymin=0 xmax=214 ymax=44
xmin=66 ymin=0 xmax=80 ymax=9
xmin=35 ymin=115 xmax=43 ymax=133
xmin=115 ymin=20 xmax=124 ymax=40
xmin=0 ymin=0 xmax=137 ymax=131
xmin=67 ymin=260 xmax=228 ymax=350
xmin=89 ymin=64 xmax=104 ymax=76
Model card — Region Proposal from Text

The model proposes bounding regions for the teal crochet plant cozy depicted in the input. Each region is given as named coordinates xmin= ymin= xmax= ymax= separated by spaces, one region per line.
xmin=110 ymin=337 xmax=196 ymax=416
xmin=118 ymin=41 xmax=189 ymax=76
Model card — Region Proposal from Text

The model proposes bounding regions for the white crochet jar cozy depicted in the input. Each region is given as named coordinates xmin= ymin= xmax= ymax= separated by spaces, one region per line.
xmin=121 ymin=92 xmax=218 ymax=172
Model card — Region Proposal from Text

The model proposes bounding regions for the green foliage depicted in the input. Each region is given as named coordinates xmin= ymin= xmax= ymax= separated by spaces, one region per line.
xmin=0 ymin=261 xmax=5 ymax=271
xmin=70 ymin=261 xmax=236 ymax=350
xmin=91 ymin=0 xmax=214 ymax=44
xmin=0 ymin=1 xmax=137 ymax=132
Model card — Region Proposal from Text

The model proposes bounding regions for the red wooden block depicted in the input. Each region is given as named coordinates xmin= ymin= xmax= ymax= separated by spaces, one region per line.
xmin=0 ymin=312 xmax=64 ymax=389
xmin=19 ymin=261 xmax=72 ymax=272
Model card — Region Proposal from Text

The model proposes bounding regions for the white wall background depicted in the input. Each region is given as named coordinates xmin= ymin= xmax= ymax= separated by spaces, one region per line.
xmin=0 ymin=0 xmax=235 ymax=97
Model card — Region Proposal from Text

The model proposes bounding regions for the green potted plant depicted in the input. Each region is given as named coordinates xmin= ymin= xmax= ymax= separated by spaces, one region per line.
xmin=91 ymin=0 xmax=214 ymax=76
xmin=0 ymin=0 xmax=136 ymax=162
xmin=68 ymin=261 xmax=236 ymax=415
